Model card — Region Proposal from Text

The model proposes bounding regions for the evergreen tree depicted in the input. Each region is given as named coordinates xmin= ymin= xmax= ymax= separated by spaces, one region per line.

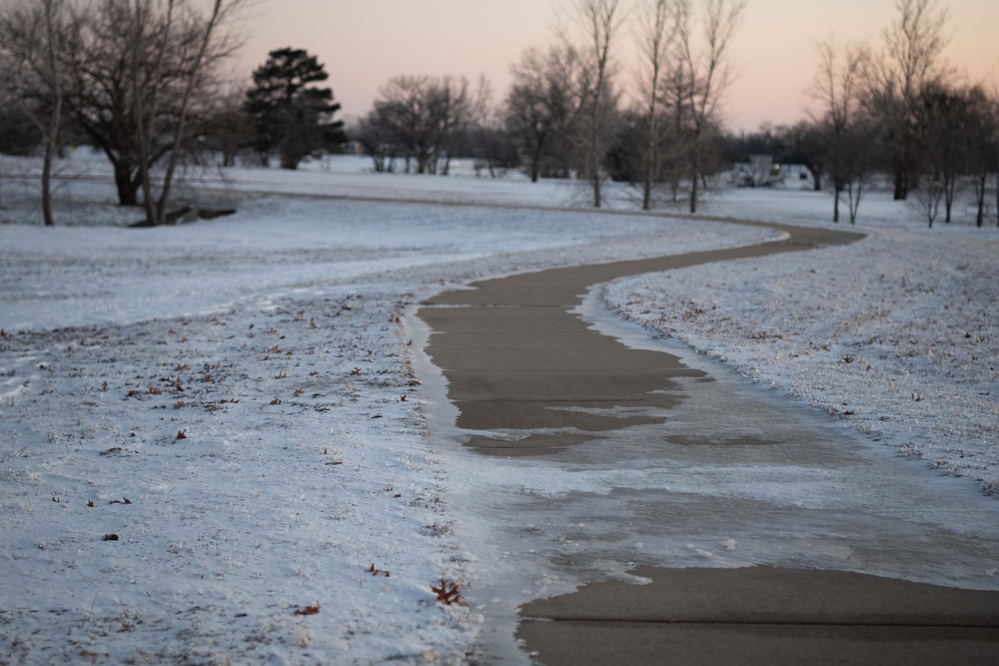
xmin=246 ymin=47 xmax=345 ymax=169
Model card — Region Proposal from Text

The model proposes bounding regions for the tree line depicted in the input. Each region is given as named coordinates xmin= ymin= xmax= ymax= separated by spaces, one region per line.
xmin=355 ymin=0 xmax=749 ymax=214
xmin=2 ymin=0 xmax=998 ymax=227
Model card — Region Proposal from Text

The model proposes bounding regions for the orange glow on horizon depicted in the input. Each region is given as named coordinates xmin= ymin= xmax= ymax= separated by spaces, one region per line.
xmin=235 ymin=0 xmax=999 ymax=132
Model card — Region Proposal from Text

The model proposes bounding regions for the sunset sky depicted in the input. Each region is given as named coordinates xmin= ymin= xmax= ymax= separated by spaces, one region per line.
xmin=234 ymin=0 xmax=998 ymax=132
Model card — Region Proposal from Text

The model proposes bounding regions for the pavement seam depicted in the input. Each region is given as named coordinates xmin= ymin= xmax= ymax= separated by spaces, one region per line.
xmin=521 ymin=618 xmax=999 ymax=629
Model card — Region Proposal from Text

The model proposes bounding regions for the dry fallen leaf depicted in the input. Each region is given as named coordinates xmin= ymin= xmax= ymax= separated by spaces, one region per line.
xmin=293 ymin=603 xmax=320 ymax=616
xmin=431 ymin=579 xmax=462 ymax=605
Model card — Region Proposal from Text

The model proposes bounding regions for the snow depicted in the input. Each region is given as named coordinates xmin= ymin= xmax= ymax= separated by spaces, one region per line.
xmin=1 ymin=155 xmax=997 ymax=663
xmin=603 ymin=213 xmax=999 ymax=494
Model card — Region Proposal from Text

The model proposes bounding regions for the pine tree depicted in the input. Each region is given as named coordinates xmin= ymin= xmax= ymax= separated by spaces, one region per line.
xmin=246 ymin=47 xmax=345 ymax=169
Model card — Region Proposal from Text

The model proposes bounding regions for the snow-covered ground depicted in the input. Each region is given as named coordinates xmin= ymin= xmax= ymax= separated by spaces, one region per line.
xmin=605 ymin=225 xmax=999 ymax=493
xmin=1 ymin=154 xmax=997 ymax=663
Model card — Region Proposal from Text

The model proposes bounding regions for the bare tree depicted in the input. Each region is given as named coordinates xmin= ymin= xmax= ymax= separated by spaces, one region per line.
xmin=781 ymin=120 xmax=828 ymax=191
xmin=965 ymin=86 xmax=997 ymax=227
xmin=993 ymin=82 xmax=999 ymax=227
xmin=839 ymin=115 xmax=881 ymax=224
xmin=128 ymin=0 xmax=175 ymax=225
xmin=369 ymin=75 xmax=477 ymax=175
xmin=675 ymin=0 xmax=747 ymax=213
xmin=810 ymin=38 xmax=868 ymax=223
xmin=123 ymin=0 xmax=238 ymax=225
xmin=464 ymin=75 xmax=514 ymax=178
xmin=865 ymin=0 xmax=949 ymax=200
xmin=0 ymin=0 xmax=75 ymax=226
xmin=428 ymin=76 xmax=477 ymax=175
xmin=505 ymin=44 xmax=587 ymax=182
xmin=570 ymin=0 xmax=623 ymax=208
xmin=633 ymin=0 xmax=676 ymax=210
xmin=202 ymin=84 xmax=254 ymax=167
xmin=965 ymin=85 xmax=999 ymax=227
xmin=913 ymin=170 xmax=945 ymax=227
xmin=921 ymin=82 xmax=973 ymax=224
xmin=62 ymin=0 xmax=237 ymax=208
xmin=354 ymin=112 xmax=398 ymax=172
xmin=659 ymin=58 xmax=694 ymax=201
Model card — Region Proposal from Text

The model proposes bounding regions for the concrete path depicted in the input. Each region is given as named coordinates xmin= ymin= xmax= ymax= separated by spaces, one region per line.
xmin=417 ymin=219 xmax=999 ymax=665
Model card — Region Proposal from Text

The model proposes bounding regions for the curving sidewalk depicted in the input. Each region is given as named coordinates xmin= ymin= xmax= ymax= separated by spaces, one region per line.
xmin=418 ymin=220 xmax=999 ymax=665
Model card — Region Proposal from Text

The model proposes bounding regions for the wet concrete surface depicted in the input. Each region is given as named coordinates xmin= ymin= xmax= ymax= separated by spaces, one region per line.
xmin=415 ymin=220 xmax=999 ymax=664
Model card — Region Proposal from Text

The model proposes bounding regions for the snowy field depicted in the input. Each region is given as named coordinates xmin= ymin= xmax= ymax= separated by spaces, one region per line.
xmin=1 ymin=154 xmax=997 ymax=663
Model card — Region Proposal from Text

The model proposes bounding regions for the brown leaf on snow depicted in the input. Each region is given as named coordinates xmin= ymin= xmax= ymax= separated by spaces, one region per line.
xmin=431 ymin=579 xmax=462 ymax=605
xmin=293 ymin=603 xmax=320 ymax=616
xmin=369 ymin=564 xmax=390 ymax=577
xmin=86 ymin=500 xmax=95 ymax=508
xmin=175 ymin=430 xmax=187 ymax=441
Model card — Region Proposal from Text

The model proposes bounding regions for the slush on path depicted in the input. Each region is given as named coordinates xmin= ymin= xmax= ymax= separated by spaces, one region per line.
xmin=418 ymin=221 xmax=999 ymax=665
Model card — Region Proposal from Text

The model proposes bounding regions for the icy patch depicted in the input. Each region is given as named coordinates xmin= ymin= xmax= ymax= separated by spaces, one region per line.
xmin=603 ymin=227 xmax=999 ymax=494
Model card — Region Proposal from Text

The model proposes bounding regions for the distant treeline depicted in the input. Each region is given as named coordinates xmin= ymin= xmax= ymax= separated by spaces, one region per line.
xmin=2 ymin=0 xmax=995 ymax=226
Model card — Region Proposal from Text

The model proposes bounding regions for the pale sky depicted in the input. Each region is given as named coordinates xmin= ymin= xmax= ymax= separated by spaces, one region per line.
xmin=233 ymin=0 xmax=999 ymax=132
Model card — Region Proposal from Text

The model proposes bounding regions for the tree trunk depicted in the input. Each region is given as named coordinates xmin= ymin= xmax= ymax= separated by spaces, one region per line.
xmin=113 ymin=161 xmax=140 ymax=206
xmin=689 ymin=134 xmax=700 ymax=214
xmin=807 ymin=165 xmax=822 ymax=191
xmin=530 ymin=148 xmax=541 ymax=183
xmin=689 ymin=166 xmax=698 ymax=213
xmin=943 ymin=173 xmax=956 ymax=223
xmin=893 ymin=165 xmax=907 ymax=200
xmin=592 ymin=152 xmax=602 ymax=208
xmin=833 ymin=180 xmax=841 ymax=223
xmin=974 ymin=173 xmax=985 ymax=227
xmin=642 ymin=117 xmax=655 ymax=210
xmin=41 ymin=140 xmax=55 ymax=226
